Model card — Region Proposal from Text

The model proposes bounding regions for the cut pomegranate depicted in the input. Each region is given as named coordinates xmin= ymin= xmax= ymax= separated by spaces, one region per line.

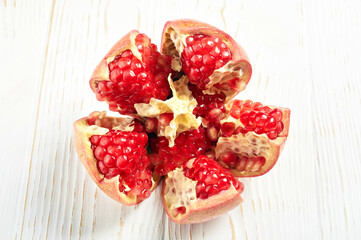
xmin=74 ymin=19 xmax=291 ymax=224
xmin=162 ymin=156 xmax=244 ymax=224
xmin=150 ymin=126 xmax=211 ymax=176
xmin=74 ymin=112 xmax=159 ymax=205
xmin=161 ymin=19 xmax=252 ymax=99
xmin=215 ymin=99 xmax=290 ymax=177
xmin=90 ymin=31 xmax=173 ymax=115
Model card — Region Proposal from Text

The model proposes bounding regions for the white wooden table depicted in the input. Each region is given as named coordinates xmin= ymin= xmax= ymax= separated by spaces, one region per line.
xmin=1 ymin=0 xmax=361 ymax=239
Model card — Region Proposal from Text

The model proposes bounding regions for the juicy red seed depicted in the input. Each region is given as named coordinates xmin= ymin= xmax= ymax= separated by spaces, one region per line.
xmin=269 ymin=109 xmax=283 ymax=122
xmin=90 ymin=135 xmax=100 ymax=145
xmin=183 ymin=156 xmax=242 ymax=199
xmin=145 ymin=118 xmax=158 ymax=133
xmin=219 ymin=152 xmax=237 ymax=168
xmin=90 ymin=129 xmax=152 ymax=199
xmin=95 ymin=33 xmax=172 ymax=115
xmin=176 ymin=206 xmax=186 ymax=214
xmin=276 ymin=121 xmax=284 ymax=134
xmin=221 ymin=122 xmax=236 ymax=137
xmin=151 ymin=127 xmax=211 ymax=176
xmin=94 ymin=146 xmax=106 ymax=160
xmin=97 ymin=161 xmax=108 ymax=174
xmin=224 ymin=100 xmax=285 ymax=139
xmin=181 ymin=35 xmax=232 ymax=88
xmin=104 ymin=154 xmax=116 ymax=167
xmin=158 ymin=113 xmax=174 ymax=128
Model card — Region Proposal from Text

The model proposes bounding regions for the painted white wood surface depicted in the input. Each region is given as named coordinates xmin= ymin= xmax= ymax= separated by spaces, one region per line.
xmin=1 ymin=0 xmax=361 ymax=239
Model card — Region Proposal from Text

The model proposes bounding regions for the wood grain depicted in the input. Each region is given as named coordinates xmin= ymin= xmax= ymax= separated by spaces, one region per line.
xmin=1 ymin=0 xmax=360 ymax=239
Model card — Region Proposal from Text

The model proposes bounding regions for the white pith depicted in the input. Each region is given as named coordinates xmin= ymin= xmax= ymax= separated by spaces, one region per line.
xmin=164 ymin=168 xmax=197 ymax=217
xmin=135 ymin=76 xmax=201 ymax=147
xmin=88 ymin=111 xmax=135 ymax=132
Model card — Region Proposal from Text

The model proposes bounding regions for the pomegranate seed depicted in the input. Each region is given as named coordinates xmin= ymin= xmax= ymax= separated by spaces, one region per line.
xmin=176 ymin=206 xmax=186 ymax=214
xmin=219 ymin=152 xmax=237 ymax=168
xmin=221 ymin=122 xmax=236 ymax=137
xmin=104 ymin=154 xmax=116 ymax=167
xmin=145 ymin=118 xmax=158 ymax=133
xmin=97 ymin=161 xmax=108 ymax=174
xmin=206 ymin=126 xmax=219 ymax=141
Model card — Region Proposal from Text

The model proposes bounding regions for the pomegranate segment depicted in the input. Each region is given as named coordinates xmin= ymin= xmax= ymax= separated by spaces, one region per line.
xmin=216 ymin=100 xmax=290 ymax=177
xmin=150 ymin=127 xmax=211 ymax=176
xmin=161 ymin=19 xmax=252 ymax=98
xmin=91 ymin=32 xmax=173 ymax=115
xmin=162 ymin=156 xmax=244 ymax=224
xmin=74 ymin=112 xmax=159 ymax=205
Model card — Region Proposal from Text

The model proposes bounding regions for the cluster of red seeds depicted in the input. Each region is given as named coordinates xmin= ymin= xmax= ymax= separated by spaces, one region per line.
xmin=183 ymin=155 xmax=242 ymax=199
xmin=189 ymin=84 xmax=226 ymax=123
xmin=94 ymin=34 xmax=173 ymax=114
xmin=90 ymin=130 xmax=152 ymax=199
xmin=150 ymin=127 xmax=211 ymax=176
xmin=222 ymin=100 xmax=284 ymax=140
xmin=181 ymin=34 xmax=232 ymax=89
xmin=219 ymin=152 xmax=266 ymax=172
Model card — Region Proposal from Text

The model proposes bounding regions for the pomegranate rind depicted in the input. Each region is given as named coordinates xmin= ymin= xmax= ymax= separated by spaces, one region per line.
xmin=161 ymin=19 xmax=252 ymax=99
xmin=162 ymin=162 xmax=243 ymax=224
xmin=73 ymin=112 xmax=159 ymax=205
xmin=217 ymin=107 xmax=291 ymax=177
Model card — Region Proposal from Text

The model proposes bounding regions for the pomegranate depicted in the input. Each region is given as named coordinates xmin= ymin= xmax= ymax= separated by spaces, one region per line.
xmin=73 ymin=19 xmax=290 ymax=224
xmin=162 ymin=156 xmax=243 ymax=224
xmin=73 ymin=111 xmax=160 ymax=205
xmin=216 ymin=100 xmax=290 ymax=177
